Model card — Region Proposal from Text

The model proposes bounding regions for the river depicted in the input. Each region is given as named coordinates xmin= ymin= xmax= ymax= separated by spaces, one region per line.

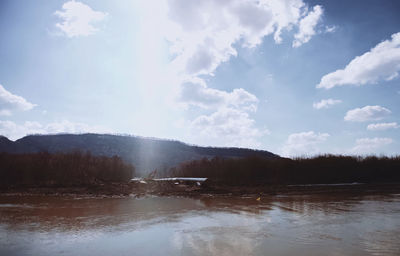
xmin=1 ymin=193 xmax=399 ymax=256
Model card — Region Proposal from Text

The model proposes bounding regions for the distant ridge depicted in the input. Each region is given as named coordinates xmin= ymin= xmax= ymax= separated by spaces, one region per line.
xmin=0 ymin=133 xmax=280 ymax=176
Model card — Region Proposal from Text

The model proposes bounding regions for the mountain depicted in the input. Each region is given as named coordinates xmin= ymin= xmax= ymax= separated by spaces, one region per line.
xmin=0 ymin=134 xmax=280 ymax=176
xmin=0 ymin=136 xmax=20 ymax=153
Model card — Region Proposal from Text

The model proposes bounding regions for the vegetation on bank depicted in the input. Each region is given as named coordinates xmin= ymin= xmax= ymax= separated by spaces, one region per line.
xmin=167 ymin=155 xmax=400 ymax=185
xmin=2 ymin=152 xmax=400 ymax=188
xmin=0 ymin=152 xmax=134 ymax=187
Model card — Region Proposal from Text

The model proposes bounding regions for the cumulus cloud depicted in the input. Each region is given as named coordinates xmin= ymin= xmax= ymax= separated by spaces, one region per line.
xmin=351 ymin=137 xmax=393 ymax=154
xmin=344 ymin=105 xmax=391 ymax=122
xmin=166 ymin=0 xmax=324 ymax=77
xmin=0 ymin=120 xmax=110 ymax=141
xmin=367 ymin=122 xmax=399 ymax=131
xmin=189 ymin=107 xmax=269 ymax=148
xmin=162 ymin=0 xmax=327 ymax=147
xmin=178 ymin=79 xmax=261 ymax=147
xmin=317 ymin=32 xmax=400 ymax=89
xmin=292 ymin=5 xmax=323 ymax=48
xmin=0 ymin=84 xmax=36 ymax=116
xmin=313 ymin=98 xmax=342 ymax=109
xmin=179 ymin=79 xmax=258 ymax=112
xmin=54 ymin=1 xmax=107 ymax=37
xmin=281 ymin=131 xmax=330 ymax=157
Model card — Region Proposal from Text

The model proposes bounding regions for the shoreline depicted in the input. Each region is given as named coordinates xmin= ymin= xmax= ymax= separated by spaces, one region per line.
xmin=1 ymin=182 xmax=400 ymax=198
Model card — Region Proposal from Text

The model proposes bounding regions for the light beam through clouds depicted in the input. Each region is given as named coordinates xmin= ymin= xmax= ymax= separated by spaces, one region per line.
xmin=4 ymin=0 xmax=398 ymax=156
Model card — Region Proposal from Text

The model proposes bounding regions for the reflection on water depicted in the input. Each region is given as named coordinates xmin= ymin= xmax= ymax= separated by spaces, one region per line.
xmin=0 ymin=193 xmax=400 ymax=256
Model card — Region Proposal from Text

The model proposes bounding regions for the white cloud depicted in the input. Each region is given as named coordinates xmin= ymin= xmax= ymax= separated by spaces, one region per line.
xmin=44 ymin=120 xmax=110 ymax=134
xmin=0 ymin=84 xmax=36 ymax=115
xmin=317 ymin=32 xmax=400 ymax=89
xmin=344 ymin=105 xmax=391 ymax=122
xmin=292 ymin=5 xmax=323 ymax=48
xmin=165 ymin=0 xmax=324 ymax=77
xmin=179 ymin=79 xmax=258 ymax=112
xmin=0 ymin=120 xmax=111 ymax=141
xmin=351 ymin=137 xmax=393 ymax=154
xmin=160 ymin=0 xmax=326 ymax=148
xmin=313 ymin=98 xmax=342 ymax=109
xmin=0 ymin=121 xmax=43 ymax=140
xmin=324 ymin=25 xmax=337 ymax=33
xmin=179 ymin=79 xmax=262 ymax=148
xmin=0 ymin=110 xmax=11 ymax=116
xmin=189 ymin=107 xmax=269 ymax=148
xmin=367 ymin=122 xmax=399 ymax=131
xmin=54 ymin=1 xmax=107 ymax=37
xmin=281 ymin=131 xmax=330 ymax=157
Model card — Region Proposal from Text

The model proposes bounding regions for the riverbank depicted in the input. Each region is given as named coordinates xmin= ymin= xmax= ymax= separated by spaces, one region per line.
xmin=1 ymin=181 xmax=400 ymax=198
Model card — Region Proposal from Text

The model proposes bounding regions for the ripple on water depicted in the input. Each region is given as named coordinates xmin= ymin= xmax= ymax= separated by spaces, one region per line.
xmin=360 ymin=230 xmax=400 ymax=256
xmin=0 ymin=194 xmax=400 ymax=256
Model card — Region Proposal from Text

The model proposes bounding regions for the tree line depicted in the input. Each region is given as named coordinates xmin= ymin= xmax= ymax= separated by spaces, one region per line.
xmin=166 ymin=155 xmax=400 ymax=185
xmin=0 ymin=152 xmax=134 ymax=187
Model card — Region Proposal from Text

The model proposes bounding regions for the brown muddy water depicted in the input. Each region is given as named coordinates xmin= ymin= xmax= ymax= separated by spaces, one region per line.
xmin=0 ymin=193 xmax=399 ymax=256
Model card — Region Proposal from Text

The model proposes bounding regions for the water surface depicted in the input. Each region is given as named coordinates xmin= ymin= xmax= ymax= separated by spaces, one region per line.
xmin=1 ymin=193 xmax=399 ymax=256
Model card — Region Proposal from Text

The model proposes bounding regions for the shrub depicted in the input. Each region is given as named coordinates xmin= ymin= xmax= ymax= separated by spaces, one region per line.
xmin=0 ymin=152 xmax=135 ymax=187
xmin=166 ymin=155 xmax=400 ymax=185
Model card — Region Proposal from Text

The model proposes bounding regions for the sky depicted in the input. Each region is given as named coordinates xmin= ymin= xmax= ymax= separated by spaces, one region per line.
xmin=0 ymin=0 xmax=400 ymax=157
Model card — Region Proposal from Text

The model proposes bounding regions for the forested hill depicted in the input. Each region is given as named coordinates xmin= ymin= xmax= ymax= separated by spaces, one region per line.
xmin=0 ymin=134 xmax=279 ymax=176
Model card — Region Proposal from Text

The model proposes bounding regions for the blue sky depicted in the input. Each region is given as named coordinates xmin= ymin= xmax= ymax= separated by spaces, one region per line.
xmin=0 ymin=0 xmax=399 ymax=156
